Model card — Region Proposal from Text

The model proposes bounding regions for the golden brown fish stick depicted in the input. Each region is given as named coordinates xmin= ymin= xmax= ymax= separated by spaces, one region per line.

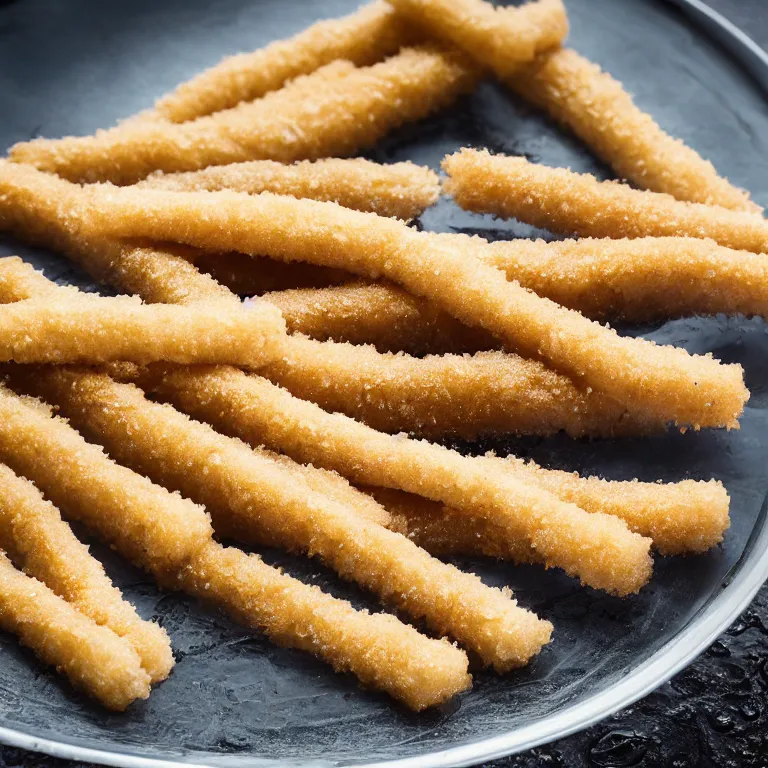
xmin=155 ymin=1 xmax=413 ymax=123
xmin=10 ymin=48 xmax=478 ymax=184
xmin=139 ymin=158 xmax=441 ymax=220
xmin=0 ymin=294 xmax=285 ymax=365
xmin=507 ymin=48 xmax=760 ymax=213
xmin=261 ymin=335 xmax=664 ymax=439
xmin=386 ymin=0 xmax=568 ymax=78
xmin=263 ymin=235 xmax=768 ymax=343
xmin=182 ymin=541 xmax=471 ymax=711
xmin=0 ymin=385 xmax=213 ymax=585
xmin=489 ymin=456 xmax=730 ymax=555
xmin=88 ymin=186 xmax=748 ymax=429
xmin=0 ymin=463 xmax=173 ymax=682
xmin=0 ymin=551 xmax=150 ymax=711
xmin=265 ymin=281 xmax=492 ymax=352
xmin=148 ymin=364 xmax=653 ymax=596
xmin=15 ymin=366 xmax=553 ymax=671
xmin=0 ymin=382 xmax=470 ymax=710
xmin=443 ymin=150 xmax=768 ymax=254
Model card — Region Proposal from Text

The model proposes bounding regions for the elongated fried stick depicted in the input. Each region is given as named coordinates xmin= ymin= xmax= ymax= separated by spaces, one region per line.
xmin=0 ymin=293 xmax=285 ymax=365
xmin=265 ymin=281 xmax=492 ymax=352
xmin=88 ymin=186 xmax=748 ymax=429
xmin=262 ymin=235 xmax=768 ymax=345
xmin=259 ymin=335 xmax=664 ymax=439
xmin=0 ymin=551 xmax=151 ymax=711
xmin=507 ymin=48 xmax=760 ymax=213
xmin=443 ymin=150 xmax=768 ymax=254
xmin=139 ymin=158 xmax=441 ymax=220
xmin=155 ymin=1 xmax=413 ymax=123
xmin=0 ymin=463 xmax=172 ymax=682
xmin=181 ymin=541 xmax=470 ymax=711
xmin=0 ymin=385 xmax=213 ymax=585
xmin=9 ymin=366 xmax=552 ymax=671
xmin=10 ymin=48 xmax=478 ymax=184
xmin=386 ymin=0 xmax=568 ymax=78
xmin=146 ymin=365 xmax=653 ymax=596
xmin=0 ymin=383 xmax=470 ymax=710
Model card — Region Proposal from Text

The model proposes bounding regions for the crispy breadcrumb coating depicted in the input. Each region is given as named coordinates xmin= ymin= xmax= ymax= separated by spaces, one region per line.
xmin=443 ymin=149 xmax=768 ymax=254
xmin=507 ymin=48 xmax=761 ymax=213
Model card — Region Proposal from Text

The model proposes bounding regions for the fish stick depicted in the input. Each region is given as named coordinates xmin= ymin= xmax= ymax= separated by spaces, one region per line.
xmin=443 ymin=149 xmax=768 ymax=254
xmin=10 ymin=366 xmax=553 ymax=670
xmin=0 ymin=382 xmax=470 ymax=709
xmin=155 ymin=1 xmax=413 ymax=123
xmin=145 ymin=365 xmax=653 ymax=596
xmin=507 ymin=48 xmax=760 ymax=213
xmin=0 ymin=463 xmax=173 ymax=682
xmin=0 ymin=551 xmax=150 ymax=711
xmin=181 ymin=541 xmax=470 ymax=711
xmin=260 ymin=335 xmax=664 ymax=439
xmin=87 ymin=186 xmax=748 ymax=429
xmin=386 ymin=0 xmax=568 ymax=78
xmin=0 ymin=294 xmax=285 ymax=365
xmin=0 ymin=385 xmax=213 ymax=585
xmin=263 ymin=235 xmax=768 ymax=345
xmin=138 ymin=158 xmax=441 ymax=220
xmin=10 ymin=48 xmax=479 ymax=184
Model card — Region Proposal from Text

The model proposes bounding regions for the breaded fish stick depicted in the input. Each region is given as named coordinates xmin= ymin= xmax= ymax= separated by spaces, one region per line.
xmin=490 ymin=456 xmax=730 ymax=555
xmin=155 ymin=1 xmax=413 ymax=123
xmin=264 ymin=235 xmax=768 ymax=342
xmin=507 ymin=49 xmax=760 ymax=213
xmin=12 ymin=366 xmax=553 ymax=671
xmin=181 ymin=541 xmax=470 ymax=711
xmin=147 ymin=365 xmax=653 ymax=596
xmin=261 ymin=335 xmax=664 ymax=439
xmin=0 ymin=384 xmax=470 ymax=710
xmin=386 ymin=0 xmax=568 ymax=78
xmin=10 ymin=48 xmax=478 ymax=184
xmin=0 ymin=294 xmax=285 ymax=365
xmin=88 ymin=187 xmax=748 ymax=429
xmin=0 ymin=385 xmax=213 ymax=585
xmin=0 ymin=551 xmax=151 ymax=710
xmin=266 ymin=281 xmax=493 ymax=353
xmin=443 ymin=150 xmax=768 ymax=254
xmin=138 ymin=158 xmax=441 ymax=220
xmin=0 ymin=463 xmax=173 ymax=682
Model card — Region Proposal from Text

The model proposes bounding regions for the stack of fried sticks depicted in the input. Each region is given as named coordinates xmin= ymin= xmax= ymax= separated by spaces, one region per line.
xmin=0 ymin=0 xmax=760 ymax=711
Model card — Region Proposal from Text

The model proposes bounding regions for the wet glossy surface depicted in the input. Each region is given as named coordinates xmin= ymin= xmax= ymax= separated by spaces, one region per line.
xmin=1 ymin=0 xmax=768 ymax=765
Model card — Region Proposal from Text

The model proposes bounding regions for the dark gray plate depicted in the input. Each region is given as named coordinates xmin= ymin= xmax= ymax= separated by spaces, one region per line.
xmin=1 ymin=0 xmax=768 ymax=765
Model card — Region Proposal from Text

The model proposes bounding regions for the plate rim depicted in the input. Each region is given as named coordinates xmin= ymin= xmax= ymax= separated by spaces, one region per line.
xmin=1 ymin=0 xmax=768 ymax=766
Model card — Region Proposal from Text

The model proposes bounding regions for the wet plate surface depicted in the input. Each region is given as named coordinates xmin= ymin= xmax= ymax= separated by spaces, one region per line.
xmin=1 ymin=0 xmax=768 ymax=765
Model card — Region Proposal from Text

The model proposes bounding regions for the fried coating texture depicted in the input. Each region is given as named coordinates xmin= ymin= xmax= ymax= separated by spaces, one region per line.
xmin=87 ymin=186 xmax=748 ymax=429
xmin=10 ymin=48 xmax=479 ymax=184
xmin=262 ymin=235 xmax=768 ymax=346
xmin=443 ymin=149 xmax=768 ymax=254
xmin=155 ymin=1 xmax=413 ymax=123
xmin=181 ymin=541 xmax=471 ymax=711
xmin=265 ymin=281 xmax=492 ymax=352
xmin=0 ymin=381 xmax=470 ymax=710
xmin=0 ymin=293 xmax=285 ymax=365
xmin=139 ymin=158 xmax=441 ymax=220
xmin=386 ymin=0 xmax=568 ymax=78
xmin=0 ymin=550 xmax=151 ymax=711
xmin=261 ymin=335 xmax=665 ymax=439
xmin=507 ymin=48 xmax=761 ymax=213
xmin=0 ymin=463 xmax=173 ymax=682
xmin=15 ymin=366 xmax=552 ymax=671
xmin=0 ymin=385 xmax=213 ymax=585
xmin=148 ymin=364 xmax=653 ymax=596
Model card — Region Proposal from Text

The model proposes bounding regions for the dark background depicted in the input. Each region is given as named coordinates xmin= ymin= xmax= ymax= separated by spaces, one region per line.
xmin=0 ymin=0 xmax=766 ymax=766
